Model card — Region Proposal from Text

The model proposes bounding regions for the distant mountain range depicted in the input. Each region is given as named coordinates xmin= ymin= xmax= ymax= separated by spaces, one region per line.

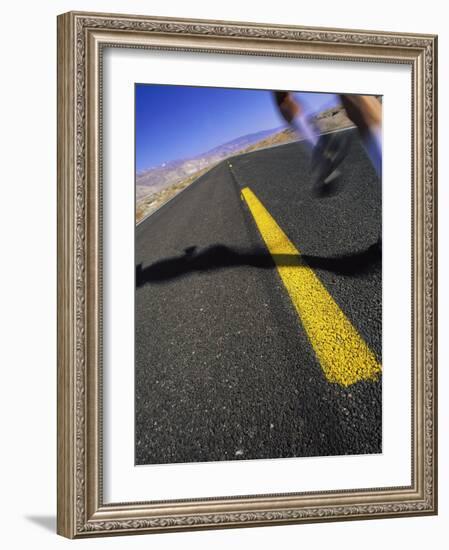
xmin=136 ymin=104 xmax=356 ymax=222
xmin=136 ymin=127 xmax=282 ymax=200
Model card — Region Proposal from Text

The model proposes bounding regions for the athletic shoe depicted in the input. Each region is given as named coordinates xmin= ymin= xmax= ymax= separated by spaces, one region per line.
xmin=311 ymin=131 xmax=351 ymax=195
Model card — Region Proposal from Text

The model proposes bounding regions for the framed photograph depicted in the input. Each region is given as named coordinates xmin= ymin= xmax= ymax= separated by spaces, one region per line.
xmin=57 ymin=11 xmax=437 ymax=538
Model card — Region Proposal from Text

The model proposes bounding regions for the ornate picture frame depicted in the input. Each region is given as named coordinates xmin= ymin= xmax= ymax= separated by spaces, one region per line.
xmin=57 ymin=11 xmax=437 ymax=538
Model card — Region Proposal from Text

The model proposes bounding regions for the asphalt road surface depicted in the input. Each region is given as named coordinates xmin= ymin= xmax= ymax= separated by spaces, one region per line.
xmin=135 ymin=128 xmax=382 ymax=465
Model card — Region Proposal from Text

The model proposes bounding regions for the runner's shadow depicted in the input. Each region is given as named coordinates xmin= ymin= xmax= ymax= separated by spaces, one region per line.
xmin=302 ymin=240 xmax=381 ymax=276
xmin=136 ymin=241 xmax=381 ymax=286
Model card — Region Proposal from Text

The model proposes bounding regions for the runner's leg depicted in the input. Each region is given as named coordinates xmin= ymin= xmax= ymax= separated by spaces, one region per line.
xmin=340 ymin=95 xmax=382 ymax=177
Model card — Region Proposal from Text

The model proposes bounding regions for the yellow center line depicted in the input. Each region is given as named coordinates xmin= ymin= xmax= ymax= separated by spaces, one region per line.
xmin=241 ymin=186 xmax=381 ymax=387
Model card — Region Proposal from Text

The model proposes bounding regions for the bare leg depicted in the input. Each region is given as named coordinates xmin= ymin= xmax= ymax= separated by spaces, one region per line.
xmin=340 ymin=95 xmax=382 ymax=176
xmin=273 ymin=91 xmax=352 ymax=193
xmin=274 ymin=91 xmax=318 ymax=147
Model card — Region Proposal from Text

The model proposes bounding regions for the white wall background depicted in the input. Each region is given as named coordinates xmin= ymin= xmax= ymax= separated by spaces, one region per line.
xmin=0 ymin=0 xmax=446 ymax=548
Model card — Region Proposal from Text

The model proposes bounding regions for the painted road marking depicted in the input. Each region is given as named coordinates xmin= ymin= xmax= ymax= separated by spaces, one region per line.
xmin=241 ymin=187 xmax=381 ymax=387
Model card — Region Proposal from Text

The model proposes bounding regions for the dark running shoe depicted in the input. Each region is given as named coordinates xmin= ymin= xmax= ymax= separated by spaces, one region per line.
xmin=311 ymin=131 xmax=351 ymax=195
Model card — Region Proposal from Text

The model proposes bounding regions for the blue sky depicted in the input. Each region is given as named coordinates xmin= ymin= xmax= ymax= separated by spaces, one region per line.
xmin=135 ymin=84 xmax=341 ymax=173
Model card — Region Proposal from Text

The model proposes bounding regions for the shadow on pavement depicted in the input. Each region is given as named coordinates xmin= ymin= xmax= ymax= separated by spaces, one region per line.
xmin=136 ymin=241 xmax=381 ymax=286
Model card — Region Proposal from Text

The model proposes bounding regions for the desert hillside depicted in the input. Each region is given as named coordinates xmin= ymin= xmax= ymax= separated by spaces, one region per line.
xmin=136 ymin=104 xmax=355 ymax=223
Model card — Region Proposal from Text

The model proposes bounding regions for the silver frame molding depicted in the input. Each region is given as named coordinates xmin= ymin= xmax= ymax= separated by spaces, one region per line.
xmin=57 ymin=11 xmax=438 ymax=538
